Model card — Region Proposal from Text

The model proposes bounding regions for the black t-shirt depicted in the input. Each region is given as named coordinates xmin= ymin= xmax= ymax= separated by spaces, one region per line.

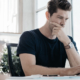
xmin=17 ymin=29 xmax=78 ymax=68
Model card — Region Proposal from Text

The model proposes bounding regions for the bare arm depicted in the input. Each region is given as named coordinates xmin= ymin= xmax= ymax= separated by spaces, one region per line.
xmin=65 ymin=47 xmax=80 ymax=67
xmin=63 ymin=39 xmax=80 ymax=67
xmin=19 ymin=53 xmax=80 ymax=76
xmin=19 ymin=53 xmax=63 ymax=76
xmin=50 ymin=22 xmax=80 ymax=67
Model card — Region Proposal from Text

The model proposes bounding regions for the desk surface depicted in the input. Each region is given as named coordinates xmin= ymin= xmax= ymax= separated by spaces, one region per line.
xmin=5 ymin=75 xmax=80 ymax=80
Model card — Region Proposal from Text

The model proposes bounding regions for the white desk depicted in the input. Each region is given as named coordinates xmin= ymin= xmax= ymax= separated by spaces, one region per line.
xmin=5 ymin=75 xmax=80 ymax=80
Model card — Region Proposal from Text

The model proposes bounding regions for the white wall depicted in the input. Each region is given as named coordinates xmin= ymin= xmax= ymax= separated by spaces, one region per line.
xmin=63 ymin=0 xmax=72 ymax=36
xmin=63 ymin=11 xmax=72 ymax=36
xmin=22 ymin=0 xmax=34 ymax=31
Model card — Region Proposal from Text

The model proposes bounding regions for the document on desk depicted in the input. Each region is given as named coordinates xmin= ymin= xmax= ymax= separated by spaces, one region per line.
xmin=6 ymin=75 xmax=80 ymax=80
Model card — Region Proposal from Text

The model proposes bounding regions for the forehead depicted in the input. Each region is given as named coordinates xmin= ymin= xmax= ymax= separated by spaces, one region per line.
xmin=52 ymin=8 xmax=69 ymax=18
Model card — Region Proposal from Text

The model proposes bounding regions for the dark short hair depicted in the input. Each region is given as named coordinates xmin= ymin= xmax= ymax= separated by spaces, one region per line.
xmin=47 ymin=0 xmax=72 ymax=16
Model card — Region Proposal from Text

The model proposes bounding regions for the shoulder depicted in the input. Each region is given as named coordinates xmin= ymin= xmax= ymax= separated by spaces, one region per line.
xmin=20 ymin=29 xmax=38 ymax=39
xmin=67 ymin=35 xmax=76 ymax=42
xmin=67 ymin=35 xmax=77 ymax=46
xmin=68 ymin=35 xmax=73 ymax=40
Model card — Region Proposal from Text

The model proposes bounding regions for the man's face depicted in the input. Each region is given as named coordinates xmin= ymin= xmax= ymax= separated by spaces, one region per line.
xmin=49 ymin=8 xmax=69 ymax=30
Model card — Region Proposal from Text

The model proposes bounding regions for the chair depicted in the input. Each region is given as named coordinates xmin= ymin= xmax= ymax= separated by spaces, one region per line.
xmin=6 ymin=43 xmax=25 ymax=76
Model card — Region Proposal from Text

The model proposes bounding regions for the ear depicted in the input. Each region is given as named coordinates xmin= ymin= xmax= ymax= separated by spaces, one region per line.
xmin=45 ymin=11 xmax=50 ymax=20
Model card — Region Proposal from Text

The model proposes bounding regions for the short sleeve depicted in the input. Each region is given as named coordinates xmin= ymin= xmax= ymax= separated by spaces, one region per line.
xmin=17 ymin=31 xmax=36 ymax=56
xmin=68 ymin=36 xmax=79 ymax=54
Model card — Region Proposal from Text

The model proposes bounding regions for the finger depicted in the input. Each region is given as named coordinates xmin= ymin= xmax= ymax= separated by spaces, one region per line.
xmin=53 ymin=30 xmax=57 ymax=33
xmin=52 ymin=30 xmax=59 ymax=35
xmin=52 ymin=28 xmax=60 ymax=32
xmin=51 ymin=23 xmax=61 ymax=28
xmin=52 ymin=32 xmax=58 ymax=36
xmin=50 ymin=22 xmax=61 ymax=28
xmin=52 ymin=33 xmax=56 ymax=35
xmin=50 ymin=22 xmax=62 ymax=28
xmin=53 ymin=28 xmax=59 ymax=31
xmin=50 ymin=24 xmax=57 ymax=27
xmin=53 ymin=27 xmax=61 ymax=30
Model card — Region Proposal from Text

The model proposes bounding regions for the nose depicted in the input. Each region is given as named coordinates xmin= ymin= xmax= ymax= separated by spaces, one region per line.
xmin=61 ymin=19 xmax=66 ymax=27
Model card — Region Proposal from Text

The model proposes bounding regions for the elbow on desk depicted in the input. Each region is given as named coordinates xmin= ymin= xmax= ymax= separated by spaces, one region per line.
xmin=24 ymin=71 xmax=31 ymax=76
xmin=23 ymin=65 xmax=35 ymax=76
xmin=23 ymin=68 xmax=32 ymax=76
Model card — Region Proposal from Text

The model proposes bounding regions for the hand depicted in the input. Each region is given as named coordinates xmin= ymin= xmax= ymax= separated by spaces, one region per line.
xmin=60 ymin=66 xmax=80 ymax=76
xmin=50 ymin=22 xmax=71 ymax=46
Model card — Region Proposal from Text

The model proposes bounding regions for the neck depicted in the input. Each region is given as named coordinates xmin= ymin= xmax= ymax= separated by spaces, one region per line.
xmin=39 ymin=21 xmax=56 ymax=40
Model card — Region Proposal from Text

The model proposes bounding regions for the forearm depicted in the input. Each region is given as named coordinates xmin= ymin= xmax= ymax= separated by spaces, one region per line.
xmin=65 ymin=47 xmax=80 ymax=67
xmin=63 ymin=38 xmax=80 ymax=67
xmin=24 ymin=65 xmax=64 ymax=76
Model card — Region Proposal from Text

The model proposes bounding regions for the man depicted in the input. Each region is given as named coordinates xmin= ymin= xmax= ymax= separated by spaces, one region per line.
xmin=17 ymin=0 xmax=80 ymax=76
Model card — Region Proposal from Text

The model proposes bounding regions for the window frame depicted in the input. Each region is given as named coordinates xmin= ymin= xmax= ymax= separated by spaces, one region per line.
xmin=0 ymin=0 xmax=23 ymax=34
xmin=34 ymin=0 xmax=47 ymax=29
xmin=71 ymin=0 xmax=80 ymax=54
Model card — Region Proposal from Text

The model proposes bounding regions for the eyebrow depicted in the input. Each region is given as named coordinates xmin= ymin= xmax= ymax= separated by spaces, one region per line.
xmin=57 ymin=15 xmax=69 ymax=19
xmin=57 ymin=15 xmax=63 ymax=17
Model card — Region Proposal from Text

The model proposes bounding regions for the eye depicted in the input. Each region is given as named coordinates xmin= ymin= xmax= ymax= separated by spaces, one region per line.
xmin=65 ymin=18 xmax=68 ymax=20
xmin=58 ymin=17 xmax=63 ymax=19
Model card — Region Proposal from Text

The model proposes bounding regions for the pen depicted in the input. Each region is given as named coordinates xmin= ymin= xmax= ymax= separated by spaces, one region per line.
xmin=43 ymin=75 xmax=58 ymax=76
xmin=76 ymin=73 xmax=80 ymax=75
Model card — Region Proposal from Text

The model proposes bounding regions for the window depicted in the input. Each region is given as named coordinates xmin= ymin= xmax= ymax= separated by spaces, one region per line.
xmin=0 ymin=0 xmax=19 ymax=33
xmin=36 ymin=0 xmax=49 ymax=28
xmin=72 ymin=0 xmax=80 ymax=54
xmin=37 ymin=0 xmax=49 ymax=9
